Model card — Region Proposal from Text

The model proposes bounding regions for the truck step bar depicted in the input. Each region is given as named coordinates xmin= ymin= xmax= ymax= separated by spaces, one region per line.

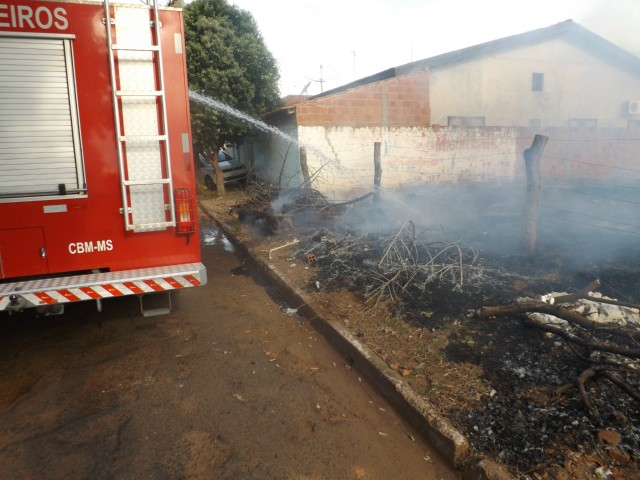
xmin=0 ymin=262 xmax=206 ymax=312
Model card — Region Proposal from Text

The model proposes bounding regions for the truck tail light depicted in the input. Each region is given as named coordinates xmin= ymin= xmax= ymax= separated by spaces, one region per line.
xmin=174 ymin=188 xmax=195 ymax=234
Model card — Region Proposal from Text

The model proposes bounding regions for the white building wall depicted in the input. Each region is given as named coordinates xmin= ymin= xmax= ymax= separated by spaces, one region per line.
xmin=251 ymin=114 xmax=302 ymax=188
xmin=430 ymin=38 xmax=640 ymax=128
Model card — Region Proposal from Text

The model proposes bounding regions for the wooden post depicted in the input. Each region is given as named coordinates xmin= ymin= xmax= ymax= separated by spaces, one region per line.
xmin=210 ymin=151 xmax=225 ymax=195
xmin=373 ymin=142 xmax=382 ymax=202
xmin=300 ymin=147 xmax=310 ymax=188
xmin=522 ymin=134 xmax=548 ymax=253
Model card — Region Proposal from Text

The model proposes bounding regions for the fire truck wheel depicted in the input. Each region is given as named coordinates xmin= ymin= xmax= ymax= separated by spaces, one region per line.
xmin=205 ymin=175 xmax=217 ymax=191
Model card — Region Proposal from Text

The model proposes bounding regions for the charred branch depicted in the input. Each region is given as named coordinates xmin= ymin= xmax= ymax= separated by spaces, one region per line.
xmin=552 ymin=279 xmax=640 ymax=311
xmin=554 ymin=367 xmax=640 ymax=412
xmin=522 ymin=316 xmax=640 ymax=358
xmin=555 ymin=367 xmax=597 ymax=411
xmin=328 ymin=191 xmax=374 ymax=207
xmin=482 ymin=281 xmax=640 ymax=411
xmin=601 ymin=370 xmax=640 ymax=404
xmin=552 ymin=279 xmax=602 ymax=304
xmin=364 ymin=221 xmax=479 ymax=305
xmin=480 ymin=300 xmax=640 ymax=344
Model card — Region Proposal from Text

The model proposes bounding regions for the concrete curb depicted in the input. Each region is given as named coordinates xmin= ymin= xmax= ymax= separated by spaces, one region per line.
xmin=200 ymin=204 xmax=514 ymax=480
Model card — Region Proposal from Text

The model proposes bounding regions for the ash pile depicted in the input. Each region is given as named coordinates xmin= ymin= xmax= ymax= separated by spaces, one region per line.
xmin=292 ymin=220 xmax=522 ymax=322
xmin=293 ymin=222 xmax=640 ymax=476
xmin=231 ymin=180 xmax=640 ymax=477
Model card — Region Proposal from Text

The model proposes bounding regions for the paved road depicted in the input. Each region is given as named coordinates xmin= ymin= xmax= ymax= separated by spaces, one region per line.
xmin=0 ymin=215 xmax=456 ymax=479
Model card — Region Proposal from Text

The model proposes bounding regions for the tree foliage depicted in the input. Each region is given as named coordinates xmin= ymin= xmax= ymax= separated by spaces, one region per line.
xmin=183 ymin=0 xmax=282 ymax=155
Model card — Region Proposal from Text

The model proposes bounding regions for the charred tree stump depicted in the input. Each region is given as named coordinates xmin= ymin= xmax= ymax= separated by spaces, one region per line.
xmin=522 ymin=134 xmax=548 ymax=253
xmin=300 ymin=147 xmax=310 ymax=189
xmin=373 ymin=142 xmax=381 ymax=203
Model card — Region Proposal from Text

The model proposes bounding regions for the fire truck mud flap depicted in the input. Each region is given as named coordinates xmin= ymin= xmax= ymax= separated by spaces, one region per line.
xmin=0 ymin=262 xmax=207 ymax=314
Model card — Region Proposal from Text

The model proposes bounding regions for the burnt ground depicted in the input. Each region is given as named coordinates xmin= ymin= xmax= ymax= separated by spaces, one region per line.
xmin=201 ymin=182 xmax=640 ymax=480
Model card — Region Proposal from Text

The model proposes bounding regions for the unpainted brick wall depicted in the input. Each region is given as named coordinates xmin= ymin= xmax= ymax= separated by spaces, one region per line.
xmin=296 ymin=71 xmax=430 ymax=128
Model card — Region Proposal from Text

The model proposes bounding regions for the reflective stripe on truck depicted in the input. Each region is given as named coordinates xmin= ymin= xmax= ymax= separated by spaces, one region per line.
xmin=0 ymin=262 xmax=207 ymax=310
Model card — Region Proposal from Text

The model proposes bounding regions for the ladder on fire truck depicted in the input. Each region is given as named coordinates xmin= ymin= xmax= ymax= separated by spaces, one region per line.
xmin=103 ymin=0 xmax=175 ymax=232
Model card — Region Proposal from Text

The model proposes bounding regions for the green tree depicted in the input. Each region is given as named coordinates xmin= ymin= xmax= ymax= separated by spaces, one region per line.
xmin=184 ymin=0 xmax=282 ymax=156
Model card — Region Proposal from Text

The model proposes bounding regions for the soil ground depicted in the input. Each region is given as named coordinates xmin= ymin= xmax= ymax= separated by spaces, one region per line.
xmin=200 ymin=182 xmax=640 ymax=480
xmin=0 ymin=209 xmax=456 ymax=480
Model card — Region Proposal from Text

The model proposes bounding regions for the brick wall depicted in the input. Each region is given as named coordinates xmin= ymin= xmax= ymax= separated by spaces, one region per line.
xmin=295 ymin=71 xmax=430 ymax=128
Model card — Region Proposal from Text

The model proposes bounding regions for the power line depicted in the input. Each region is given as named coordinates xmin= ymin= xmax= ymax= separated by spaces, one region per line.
xmin=540 ymin=206 xmax=640 ymax=231
xmin=542 ymin=155 xmax=640 ymax=174
xmin=543 ymin=185 xmax=640 ymax=205
xmin=541 ymin=215 xmax=640 ymax=236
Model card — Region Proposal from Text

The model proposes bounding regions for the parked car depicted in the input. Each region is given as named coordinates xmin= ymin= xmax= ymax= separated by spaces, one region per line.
xmin=198 ymin=147 xmax=248 ymax=190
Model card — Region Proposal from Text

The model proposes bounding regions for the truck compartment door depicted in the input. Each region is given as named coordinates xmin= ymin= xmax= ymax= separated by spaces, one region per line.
xmin=0 ymin=228 xmax=48 ymax=279
xmin=0 ymin=37 xmax=85 ymax=199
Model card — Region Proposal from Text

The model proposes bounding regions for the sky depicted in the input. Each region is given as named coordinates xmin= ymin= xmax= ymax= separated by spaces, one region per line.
xmin=229 ymin=0 xmax=640 ymax=97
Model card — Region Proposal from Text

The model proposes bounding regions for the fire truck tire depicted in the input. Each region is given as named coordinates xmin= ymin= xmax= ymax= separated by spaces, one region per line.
xmin=205 ymin=175 xmax=217 ymax=191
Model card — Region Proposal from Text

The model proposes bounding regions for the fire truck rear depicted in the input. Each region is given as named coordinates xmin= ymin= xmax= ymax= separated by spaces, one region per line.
xmin=0 ymin=0 xmax=206 ymax=315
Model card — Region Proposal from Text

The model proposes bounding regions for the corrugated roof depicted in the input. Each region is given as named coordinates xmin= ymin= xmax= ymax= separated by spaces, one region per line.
xmin=405 ymin=19 xmax=640 ymax=74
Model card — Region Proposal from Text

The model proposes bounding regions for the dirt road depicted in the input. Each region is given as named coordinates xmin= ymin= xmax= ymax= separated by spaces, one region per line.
xmin=0 ymin=215 xmax=456 ymax=480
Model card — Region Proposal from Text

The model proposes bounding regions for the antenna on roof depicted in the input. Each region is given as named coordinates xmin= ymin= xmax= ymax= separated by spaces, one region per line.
xmin=352 ymin=50 xmax=356 ymax=79
xmin=305 ymin=66 xmax=324 ymax=92
xmin=300 ymin=81 xmax=311 ymax=95
xmin=305 ymin=65 xmax=337 ymax=94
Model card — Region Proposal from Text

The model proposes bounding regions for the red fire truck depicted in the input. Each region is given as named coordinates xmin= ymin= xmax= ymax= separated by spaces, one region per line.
xmin=0 ymin=0 xmax=206 ymax=316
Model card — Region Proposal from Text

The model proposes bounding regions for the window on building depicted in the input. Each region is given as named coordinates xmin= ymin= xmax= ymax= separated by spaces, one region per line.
xmin=0 ymin=36 xmax=85 ymax=200
xmin=532 ymin=73 xmax=544 ymax=92
xmin=568 ymin=118 xmax=598 ymax=128
xmin=447 ymin=116 xmax=485 ymax=127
